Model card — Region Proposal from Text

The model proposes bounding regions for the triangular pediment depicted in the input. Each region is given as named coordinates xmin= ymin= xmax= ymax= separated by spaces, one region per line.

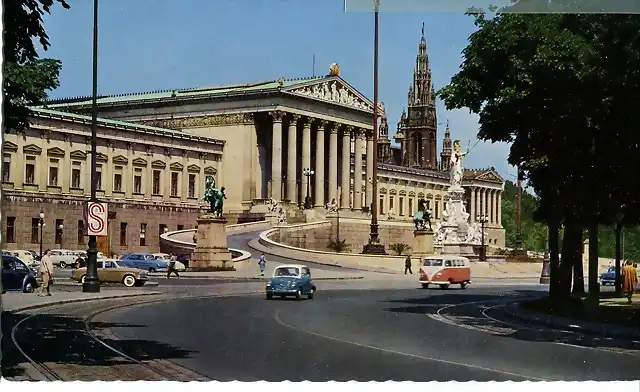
xmin=112 ymin=155 xmax=128 ymax=164
xmin=283 ymin=76 xmax=374 ymax=112
xmin=70 ymin=150 xmax=87 ymax=159
xmin=47 ymin=147 xmax=66 ymax=156
xmin=170 ymin=162 xmax=184 ymax=171
xmin=96 ymin=152 xmax=108 ymax=162
xmin=3 ymin=141 xmax=18 ymax=152
xmin=476 ymin=170 xmax=504 ymax=183
xmin=187 ymin=164 xmax=201 ymax=172
xmin=132 ymin=157 xmax=148 ymax=166
xmin=152 ymin=160 xmax=166 ymax=169
xmin=203 ymin=166 xmax=217 ymax=175
xmin=23 ymin=144 xmax=43 ymax=154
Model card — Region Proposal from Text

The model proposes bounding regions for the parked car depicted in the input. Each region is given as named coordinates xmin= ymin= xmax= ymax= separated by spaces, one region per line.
xmin=599 ymin=266 xmax=616 ymax=286
xmin=2 ymin=255 xmax=39 ymax=294
xmin=120 ymin=253 xmax=169 ymax=272
xmin=152 ymin=253 xmax=187 ymax=271
xmin=5 ymin=250 xmax=37 ymax=266
xmin=71 ymin=259 xmax=149 ymax=287
xmin=48 ymin=250 xmax=79 ymax=268
xmin=266 ymin=264 xmax=316 ymax=300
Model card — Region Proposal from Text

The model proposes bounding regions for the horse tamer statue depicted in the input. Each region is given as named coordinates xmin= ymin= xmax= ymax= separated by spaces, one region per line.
xmin=412 ymin=199 xmax=432 ymax=231
xmin=203 ymin=176 xmax=226 ymax=218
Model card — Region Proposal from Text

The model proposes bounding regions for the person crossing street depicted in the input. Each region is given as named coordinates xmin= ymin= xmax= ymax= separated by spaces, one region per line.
xmin=37 ymin=249 xmax=54 ymax=296
xmin=167 ymin=255 xmax=180 ymax=279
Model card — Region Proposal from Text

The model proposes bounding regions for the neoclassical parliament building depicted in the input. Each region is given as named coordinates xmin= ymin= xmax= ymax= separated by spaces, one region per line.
xmin=2 ymin=29 xmax=505 ymax=254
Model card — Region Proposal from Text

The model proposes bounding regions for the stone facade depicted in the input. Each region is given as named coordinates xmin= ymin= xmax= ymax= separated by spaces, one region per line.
xmin=2 ymin=108 xmax=224 ymax=255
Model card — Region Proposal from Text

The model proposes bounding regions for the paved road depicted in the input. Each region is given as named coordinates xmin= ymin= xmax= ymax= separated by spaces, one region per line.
xmin=94 ymin=286 xmax=640 ymax=381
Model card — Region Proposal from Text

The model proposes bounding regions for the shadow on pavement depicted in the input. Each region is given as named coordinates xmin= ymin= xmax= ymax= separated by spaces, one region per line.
xmin=1 ymin=310 xmax=195 ymax=379
xmin=382 ymin=289 xmax=640 ymax=353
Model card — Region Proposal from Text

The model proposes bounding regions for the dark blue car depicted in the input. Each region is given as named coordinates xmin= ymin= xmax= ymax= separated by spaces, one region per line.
xmin=2 ymin=255 xmax=39 ymax=294
xmin=119 ymin=253 xmax=169 ymax=272
xmin=266 ymin=265 xmax=316 ymax=300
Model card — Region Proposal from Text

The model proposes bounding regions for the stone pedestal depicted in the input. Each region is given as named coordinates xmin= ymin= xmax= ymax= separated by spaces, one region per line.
xmin=413 ymin=229 xmax=435 ymax=257
xmin=266 ymin=211 xmax=279 ymax=227
xmin=190 ymin=215 xmax=234 ymax=271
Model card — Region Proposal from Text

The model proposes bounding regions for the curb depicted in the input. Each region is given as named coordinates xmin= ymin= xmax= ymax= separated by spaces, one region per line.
xmin=149 ymin=275 xmax=365 ymax=281
xmin=3 ymin=291 xmax=164 ymax=314
xmin=503 ymin=302 xmax=640 ymax=341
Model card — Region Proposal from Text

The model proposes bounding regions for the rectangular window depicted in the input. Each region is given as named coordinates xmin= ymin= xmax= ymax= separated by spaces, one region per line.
xmin=2 ymin=154 xmax=11 ymax=182
xmin=435 ymin=201 xmax=440 ymax=219
xmin=96 ymin=164 xmax=103 ymax=190
xmin=120 ymin=222 xmax=128 ymax=246
xmin=152 ymin=170 xmax=161 ymax=195
xmin=72 ymin=166 xmax=81 ymax=188
xmin=134 ymin=174 xmax=142 ymax=194
xmin=389 ymin=196 xmax=394 ymax=210
xmin=379 ymin=196 xmax=385 ymax=215
xmin=77 ymin=220 xmax=85 ymax=245
xmin=31 ymin=218 xmax=39 ymax=243
xmin=177 ymin=224 xmax=184 ymax=231
xmin=399 ymin=197 xmax=404 ymax=216
xmin=49 ymin=166 xmax=59 ymax=186
xmin=408 ymin=198 xmax=414 ymax=215
xmin=6 ymin=217 xmax=16 ymax=243
xmin=171 ymin=172 xmax=179 ymax=196
xmin=114 ymin=173 xmax=123 ymax=192
xmin=159 ymin=224 xmax=167 ymax=238
xmin=188 ymin=174 xmax=196 ymax=198
xmin=55 ymin=219 xmax=64 ymax=244
xmin=25 ymin=162 xmax=35 ymax=184
xmin=139 ymin=223 xmax=147 ymax=246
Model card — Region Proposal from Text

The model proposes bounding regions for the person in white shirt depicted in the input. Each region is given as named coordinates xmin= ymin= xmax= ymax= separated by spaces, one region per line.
xmin=38 ymin=249 xmax=54 ymax=296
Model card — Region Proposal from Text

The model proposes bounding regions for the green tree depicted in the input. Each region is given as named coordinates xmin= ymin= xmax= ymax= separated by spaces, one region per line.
xmin=3 ymin=0 xmax=70 ymax=132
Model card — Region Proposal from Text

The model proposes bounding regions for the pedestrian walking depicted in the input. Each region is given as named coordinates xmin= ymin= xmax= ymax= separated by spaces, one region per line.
xmin=404 ymin=255 xmax=413 ymax=275
xmin=167 ymin=255 xmax=180 ymax=279
xmin=622 ymin=260 xmax=638 ymax=304
xmin=193 ymin=226 xmax=198 ymax=244
xmin=37 ymin=249 xmax=54 ymax=296
xmin=258 ymin=254 xmax=266 ymax=276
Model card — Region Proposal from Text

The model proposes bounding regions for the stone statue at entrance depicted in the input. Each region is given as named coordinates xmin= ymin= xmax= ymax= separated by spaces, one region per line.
xmin=450 ymin=140 xmax=469 ymax=188
xmin=412 ymin=199 xmax=432 ymax=231
xmin=325 ymin=198 xmax=339 ymax=213
xmin=203 ymin=176 xmax=226 ymax=218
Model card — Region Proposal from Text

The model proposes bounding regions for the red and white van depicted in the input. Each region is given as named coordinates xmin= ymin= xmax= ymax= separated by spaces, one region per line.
xmin=418 ymin=255 xmax=471 ymax=289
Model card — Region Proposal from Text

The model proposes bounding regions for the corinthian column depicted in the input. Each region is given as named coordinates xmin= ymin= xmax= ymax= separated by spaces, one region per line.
xmin=340 ymin=125 xmax=352 ymax=210
xmin=365 ymin=130 xmax=374 ymax=210
xmin=483 ymin=188 xmax=489 ymax=218
xmin=497 ymin=190 xmax=502 ymax=226
xmin=328 ymin=124 xmax=338 ymax=204
xmin=270 ymin=111 xmax=284 ymax=200
xmin=470 ymin=187 xmax=476 ymax=222
xmin=314 ymin=120 xmax=327 ymax=207
xmin=353 ymin=128 xmax=364 ymax=210
xmin=301 ymin=118 xmax=312 ymax=203
xmin=286 ymin=114 xmax=299 ymax=203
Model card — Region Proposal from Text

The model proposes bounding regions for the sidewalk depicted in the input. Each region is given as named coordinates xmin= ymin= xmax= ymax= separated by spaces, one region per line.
xmin=503 ymin=296 xmax=640 ymax=341
xmin=1 ymin=290 xmax=162 ymax=313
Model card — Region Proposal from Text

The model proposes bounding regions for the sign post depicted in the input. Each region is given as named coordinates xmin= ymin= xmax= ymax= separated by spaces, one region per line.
xmin=85 ymin=202 xmax=108 ymax=237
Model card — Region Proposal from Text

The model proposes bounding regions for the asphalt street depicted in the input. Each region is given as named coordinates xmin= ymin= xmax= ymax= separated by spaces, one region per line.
xmin=94 ymin=286 xmax=640 ymax=381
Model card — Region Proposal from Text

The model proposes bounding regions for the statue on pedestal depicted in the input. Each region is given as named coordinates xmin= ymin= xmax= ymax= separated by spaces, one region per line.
xmin=266 ymin=197 xmax=279 ymax=212
xmin=412 ymin=199 xmax=432 ymax=231
xmin=203 ymin=176 xmax=226 ymax=218
xmin=450 ymin=140 xmax=469 ymax=188
xmin=276 ymin=207 xmax=286 ymax=224
xmin=325 ymin=198 xmax=339 ymax=213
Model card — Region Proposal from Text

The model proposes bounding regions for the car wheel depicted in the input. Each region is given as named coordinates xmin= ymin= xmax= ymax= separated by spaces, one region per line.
xmin=59 ymin=261 xmax=67 ymax=268
xmin=307 ymin=288 xmax=314 ymax=300
xmin=295 ymin=289 xmax=302 ymax=301
xmin=81 ymin=275 xmax=87 ymax=284
xmin=122 ymin=275 xmax=136 ymax=287
xmin=440 ymin=284 xmax=450 ymax=290
xmin=23 ymin=281 xmax=35 ymax=293
xmin=148 ymin=268 xmax=156 ymax=272
xmin=266 ymin=293 xmax=273 ymax=300
xmin=460 ymin=282 xmax=468 ymax=289
xmin=421 ymin=283 xmax=429 ymax=289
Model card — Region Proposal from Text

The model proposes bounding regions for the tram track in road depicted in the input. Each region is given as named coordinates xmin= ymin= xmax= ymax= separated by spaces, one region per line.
xmin=8 ymin=292 xmax=262 ymax=381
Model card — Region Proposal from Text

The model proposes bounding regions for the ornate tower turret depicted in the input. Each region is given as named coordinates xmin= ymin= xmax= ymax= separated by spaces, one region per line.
xmin=377 ymin=102 xmax=392 ymax=163
xmin=440 ymin=119 xmax=452 ymax=172
xmin=399 ymin=23 xmax=438 ymax=169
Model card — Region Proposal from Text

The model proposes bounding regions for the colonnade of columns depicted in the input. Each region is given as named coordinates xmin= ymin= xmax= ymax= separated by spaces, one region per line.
xmin=270 ymin=111 xmax=373 ymax=210
xmin=469 ymin=187 xmax=502 ymax=226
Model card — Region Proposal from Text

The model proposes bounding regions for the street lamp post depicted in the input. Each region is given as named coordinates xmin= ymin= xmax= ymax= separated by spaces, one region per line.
xmin=58 ymin=223 xmax=64 ymax=250
xmin=362 ymin=0 xmax=386 ymax=255
xmin=83 ymin=0 xmax=101 ymax=293
xmin=303 ymin=168 xmax=314 ymax=209
xmin=477 ymin=214 xmax=488 ymax=261
xmin=38 ymin=209 xmax=45 ymax=259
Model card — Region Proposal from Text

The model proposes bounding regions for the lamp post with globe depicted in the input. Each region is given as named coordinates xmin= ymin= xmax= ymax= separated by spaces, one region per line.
xmin=38 ymin=209 xmax=45 ymax=259
xmin=477 ymin=214 xmax=489 ymax=261
xmin=303 ymin=168 xmax=314 ymax=209
xmin=58 ymin=223 xmax=64 ymax=250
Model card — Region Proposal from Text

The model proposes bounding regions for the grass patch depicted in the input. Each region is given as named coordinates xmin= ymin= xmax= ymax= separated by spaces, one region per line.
xmin=521 ymin=295 xmax=640 ymax=329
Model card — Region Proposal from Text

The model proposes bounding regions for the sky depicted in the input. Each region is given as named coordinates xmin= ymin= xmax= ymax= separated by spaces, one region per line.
xmin=40 ymin=0 xmax=518 ymax=183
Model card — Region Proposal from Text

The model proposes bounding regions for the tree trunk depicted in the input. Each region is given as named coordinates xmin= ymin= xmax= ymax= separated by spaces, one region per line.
xmin=588 ymin=222 xmax=600 ymax=301
xmin=615 ymin=223 xmax=622 ymax=296
xmin=548 ymin=222 xmax=562 ymax=299
xmin=571 ymin=227 xmax=585 ymax=296
xmin=556 ymin=221 xmax=574 ymax=299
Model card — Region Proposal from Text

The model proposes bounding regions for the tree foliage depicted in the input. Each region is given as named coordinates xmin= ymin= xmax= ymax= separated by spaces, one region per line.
xmin=3 ymin=0 xmax=70 ymax=132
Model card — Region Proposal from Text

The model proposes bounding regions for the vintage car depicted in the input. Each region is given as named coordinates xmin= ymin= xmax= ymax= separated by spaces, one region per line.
xmin=2 ymin=255 xmax=39 ymax=294
xmin=71 ymin=259 xmax=149 ymax=287
xmin=266 ymin=264 xmax=316 ymax=300
xmin=419 ymin=255 xmax=472 ymax=289
xmin=120 ymin=253 xmax=169 ymax=272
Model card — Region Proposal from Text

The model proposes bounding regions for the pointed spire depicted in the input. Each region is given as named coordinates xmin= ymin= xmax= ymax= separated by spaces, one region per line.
xmin=421 ymin=22 xmax=424 ymax=38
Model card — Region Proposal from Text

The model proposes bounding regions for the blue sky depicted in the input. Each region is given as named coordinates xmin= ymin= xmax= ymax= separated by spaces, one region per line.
xmin=40 ymin=0 xmax=517 ymax=182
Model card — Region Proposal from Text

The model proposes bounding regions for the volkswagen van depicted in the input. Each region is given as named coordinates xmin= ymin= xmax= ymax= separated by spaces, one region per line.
xmin=418 ymin=255 xmax=471 ymax=289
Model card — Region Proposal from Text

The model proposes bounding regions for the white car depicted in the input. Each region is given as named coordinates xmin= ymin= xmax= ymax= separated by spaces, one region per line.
xmin=48 ymin=249 xmax=79 ymax=268
xmin=2 ymin=250 xmax=36 ymax=266
xmin=152 ymin=253 xmax=187 ymax=271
